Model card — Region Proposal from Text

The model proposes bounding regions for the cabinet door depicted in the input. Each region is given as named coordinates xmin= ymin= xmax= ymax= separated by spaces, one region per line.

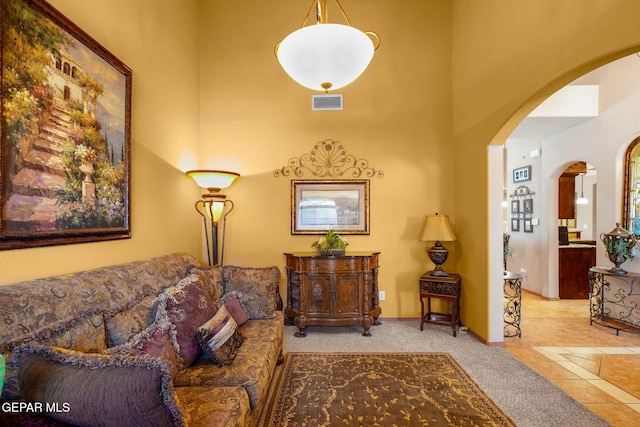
xmin=558 ymin=176 xmax=576 ymax=219
xmin=559 ymin=247 xmax=596 ymax=299
xmin=334 ymin=274 xmax=361 ymax=317
xmin=306 ymin=274 xmax=332 ymax=316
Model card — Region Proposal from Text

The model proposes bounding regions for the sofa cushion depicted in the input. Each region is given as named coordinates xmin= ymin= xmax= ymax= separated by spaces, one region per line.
xmin=222 ymin=266 xmax=281 ymax=319
xmin=39 ymin=314 xmax=107 ymax=353
xmin=189 ymin=265 xmax=225 ymax=301
xmin=0 ymin=253 xmax=198 ymax=349
xmin=105 ymin=321 xmax=178 ymax=379
xmin=175 ymin=385 xmax=251 ymax=427
xmin=155 ymin=274 xmax=217 ymax=368
xmin=218 ymin=293 xmax=249 ymax=326
xmin=197 ymin=306 xmax=244 ymax=367
xmin=175 ymin=313 xmax=284 ymax=410
xmin=0 ymin=253 xmax=199 ymax=400
xmin=17 ymin=343 xmax=184 ymax=427
xmin=105 ymin=294 xmax=159 ymax=346
xmin=1 ymin=314 xmax=108 ymax=400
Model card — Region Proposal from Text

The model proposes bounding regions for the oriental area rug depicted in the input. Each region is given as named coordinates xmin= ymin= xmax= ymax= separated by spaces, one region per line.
xmin=264 ymin=352 xmax=516 ymax=427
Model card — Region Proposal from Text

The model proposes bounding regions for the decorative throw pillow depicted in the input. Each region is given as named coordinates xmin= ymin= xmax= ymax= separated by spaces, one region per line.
xmin=217 ymin=293 xmax=249 ymax=326
xmin=105 ymin=321 xmax=178 ymax=379
xmin=155 ymin=274 xmax=217 ymax=368
xmin=1 ymin=314 xmax=107 ymax=400
xmin=105 ymin=294 xmax=159 ymax=346
xmin=189 ymin=265 xmax=225 ymax=301
xmin=221 ymin=266 xmax=281 ymax=319
xmin=196 ymin=305 xmax=244 ymax=367
xmin=17 ymin=343 xmax=184 ymax=427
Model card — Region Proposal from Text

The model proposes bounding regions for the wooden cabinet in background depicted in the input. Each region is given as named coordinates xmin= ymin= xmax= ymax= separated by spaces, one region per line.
xmin=558 ymin=162 xmax=587 ymax=220
xmin=284 ymin=252 xmax=381 ymax=337
xmin=558 ymin=176 xmax=576 ymax=219
xmin=559 ymin=246 xmax=596 ymax=299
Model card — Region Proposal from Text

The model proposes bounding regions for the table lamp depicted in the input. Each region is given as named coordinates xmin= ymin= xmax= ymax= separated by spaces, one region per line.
xmin=420 ymin=213 xmax=457 ymax=276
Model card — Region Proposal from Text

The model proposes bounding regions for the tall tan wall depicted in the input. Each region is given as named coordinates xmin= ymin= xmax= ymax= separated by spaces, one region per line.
xmin=0 ymin=0 xmax=202 ymax=285
xmin=196 ymin=0 xmax=455 ymax=321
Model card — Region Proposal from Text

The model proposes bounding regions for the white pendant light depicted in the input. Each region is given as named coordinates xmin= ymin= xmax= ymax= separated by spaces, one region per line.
xmin=576 ymin=173 xmax=588 ymax=205
xmin=276 ymin=0 xmax=379 ymax=92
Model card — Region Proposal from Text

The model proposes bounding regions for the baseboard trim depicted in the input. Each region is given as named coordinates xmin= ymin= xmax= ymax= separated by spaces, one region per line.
xmin=466 ymin=327 xmax=505 ymax=347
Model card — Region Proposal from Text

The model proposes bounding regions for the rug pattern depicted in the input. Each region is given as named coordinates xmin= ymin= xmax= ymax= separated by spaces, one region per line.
xmin=267 ymin=352 xmax=515 ymax=427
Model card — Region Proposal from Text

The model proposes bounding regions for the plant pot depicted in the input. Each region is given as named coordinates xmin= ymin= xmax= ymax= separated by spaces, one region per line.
xmin=600 ymin=223 xmax=638 ymax=275
xmin=319 ymin=248 xmax=345 ymax=257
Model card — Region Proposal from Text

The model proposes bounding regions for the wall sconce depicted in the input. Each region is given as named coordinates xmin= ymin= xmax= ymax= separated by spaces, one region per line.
xmin=420 ymin=213 xmax=457 ymax=277
xmin=186 ymin=170 xmax=239 ymax=266
xmin=275 ymin=0 xmax=380 ymax=92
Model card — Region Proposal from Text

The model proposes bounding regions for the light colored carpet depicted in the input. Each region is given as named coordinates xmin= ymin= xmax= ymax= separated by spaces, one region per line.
xmin=284 ymin=320 xmax=611 ymax=427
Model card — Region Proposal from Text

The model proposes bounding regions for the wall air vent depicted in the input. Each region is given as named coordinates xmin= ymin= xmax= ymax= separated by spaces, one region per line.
xmin=312 ymin=94 xmax=343 ymax=111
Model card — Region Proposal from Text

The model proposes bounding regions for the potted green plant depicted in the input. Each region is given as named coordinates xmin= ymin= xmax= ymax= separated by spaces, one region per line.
xmin=503 ymin=233 xmax=513 ymax=272
xmin=312 ymin=229 xmax=348 ymax=256
xmin=600 ymin=223 xmax=638 ymax=275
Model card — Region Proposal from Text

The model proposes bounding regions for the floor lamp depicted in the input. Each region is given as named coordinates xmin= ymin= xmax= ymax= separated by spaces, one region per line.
xmin=186 ymin=170 xmax=239 ymax=266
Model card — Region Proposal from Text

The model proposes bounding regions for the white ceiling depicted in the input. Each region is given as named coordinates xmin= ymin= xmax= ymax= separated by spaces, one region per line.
xmin=509 ymin=115 xmax=594 ymax=139
xmin=508 ymin=62 xmax=616 ymax=140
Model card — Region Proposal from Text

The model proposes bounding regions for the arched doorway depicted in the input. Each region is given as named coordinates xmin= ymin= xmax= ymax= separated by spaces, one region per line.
xmin=489 ymin=51 xmax=640 ymax=341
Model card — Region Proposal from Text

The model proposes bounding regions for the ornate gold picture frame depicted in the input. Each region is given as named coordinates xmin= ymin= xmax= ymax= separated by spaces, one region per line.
xmin=1 ymin=0 xmax=132 ymax=249
xmin=291 ymin=180 xmax=370 ymax=235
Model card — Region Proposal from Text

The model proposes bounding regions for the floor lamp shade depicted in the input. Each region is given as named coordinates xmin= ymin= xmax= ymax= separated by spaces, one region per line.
xmin=186 ymin=170 xmax=239 ymax=192
xmin=420 ymin=214 xmax=457 ymax=276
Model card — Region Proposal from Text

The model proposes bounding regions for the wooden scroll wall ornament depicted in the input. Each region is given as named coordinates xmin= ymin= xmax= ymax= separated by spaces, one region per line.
xmin=273 ymin=139 xmax=384 ymax=178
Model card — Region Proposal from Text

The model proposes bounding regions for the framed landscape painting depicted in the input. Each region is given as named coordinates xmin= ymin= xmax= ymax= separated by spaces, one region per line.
xmin=0 ymin=0 xmax=132 ymax=249
xmin=291 ymin=180 xmax=370 ymax=235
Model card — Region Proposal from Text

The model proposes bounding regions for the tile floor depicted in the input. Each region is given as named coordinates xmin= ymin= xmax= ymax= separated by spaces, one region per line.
xmin=504 ymin=290 xmax=640 ymax=427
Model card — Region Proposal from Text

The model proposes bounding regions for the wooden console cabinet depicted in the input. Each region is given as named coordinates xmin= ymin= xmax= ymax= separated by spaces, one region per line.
xmin=283 ymin=251 xmax=381 ymax=337
xmin=559 ymin=245 xmax=596 ymax=299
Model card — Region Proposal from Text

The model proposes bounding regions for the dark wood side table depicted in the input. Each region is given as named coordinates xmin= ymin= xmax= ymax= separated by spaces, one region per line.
xmin=419 ymin=272 xmax=461 ymax=337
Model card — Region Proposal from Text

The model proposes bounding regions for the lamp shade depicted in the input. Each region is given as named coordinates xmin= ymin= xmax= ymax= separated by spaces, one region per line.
xmin=209 ymin=200 xmax=226 ymax=222
xmin=277 ymin=23 xmax=375 ymax=92
xmin=420 ymin=214 xmax=457 ymax=242
xmin=186 ymin=170 xmax=239 ymax=191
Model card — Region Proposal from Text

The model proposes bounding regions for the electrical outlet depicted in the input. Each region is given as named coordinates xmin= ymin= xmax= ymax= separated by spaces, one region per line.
xmin=379 ymin=291 xmax=385 ymax=301
xmin=520 ymin=267 xmax=527 ymax=277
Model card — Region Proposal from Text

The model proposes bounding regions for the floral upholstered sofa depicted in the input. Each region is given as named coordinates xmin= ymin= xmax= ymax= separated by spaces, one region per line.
xmin=0 ymin=253 xmax=284 ymax=426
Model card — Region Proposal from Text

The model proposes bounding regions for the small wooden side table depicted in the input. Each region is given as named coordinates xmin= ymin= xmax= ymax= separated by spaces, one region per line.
xmin=419 ymin=272 xmax=461 ymax=337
